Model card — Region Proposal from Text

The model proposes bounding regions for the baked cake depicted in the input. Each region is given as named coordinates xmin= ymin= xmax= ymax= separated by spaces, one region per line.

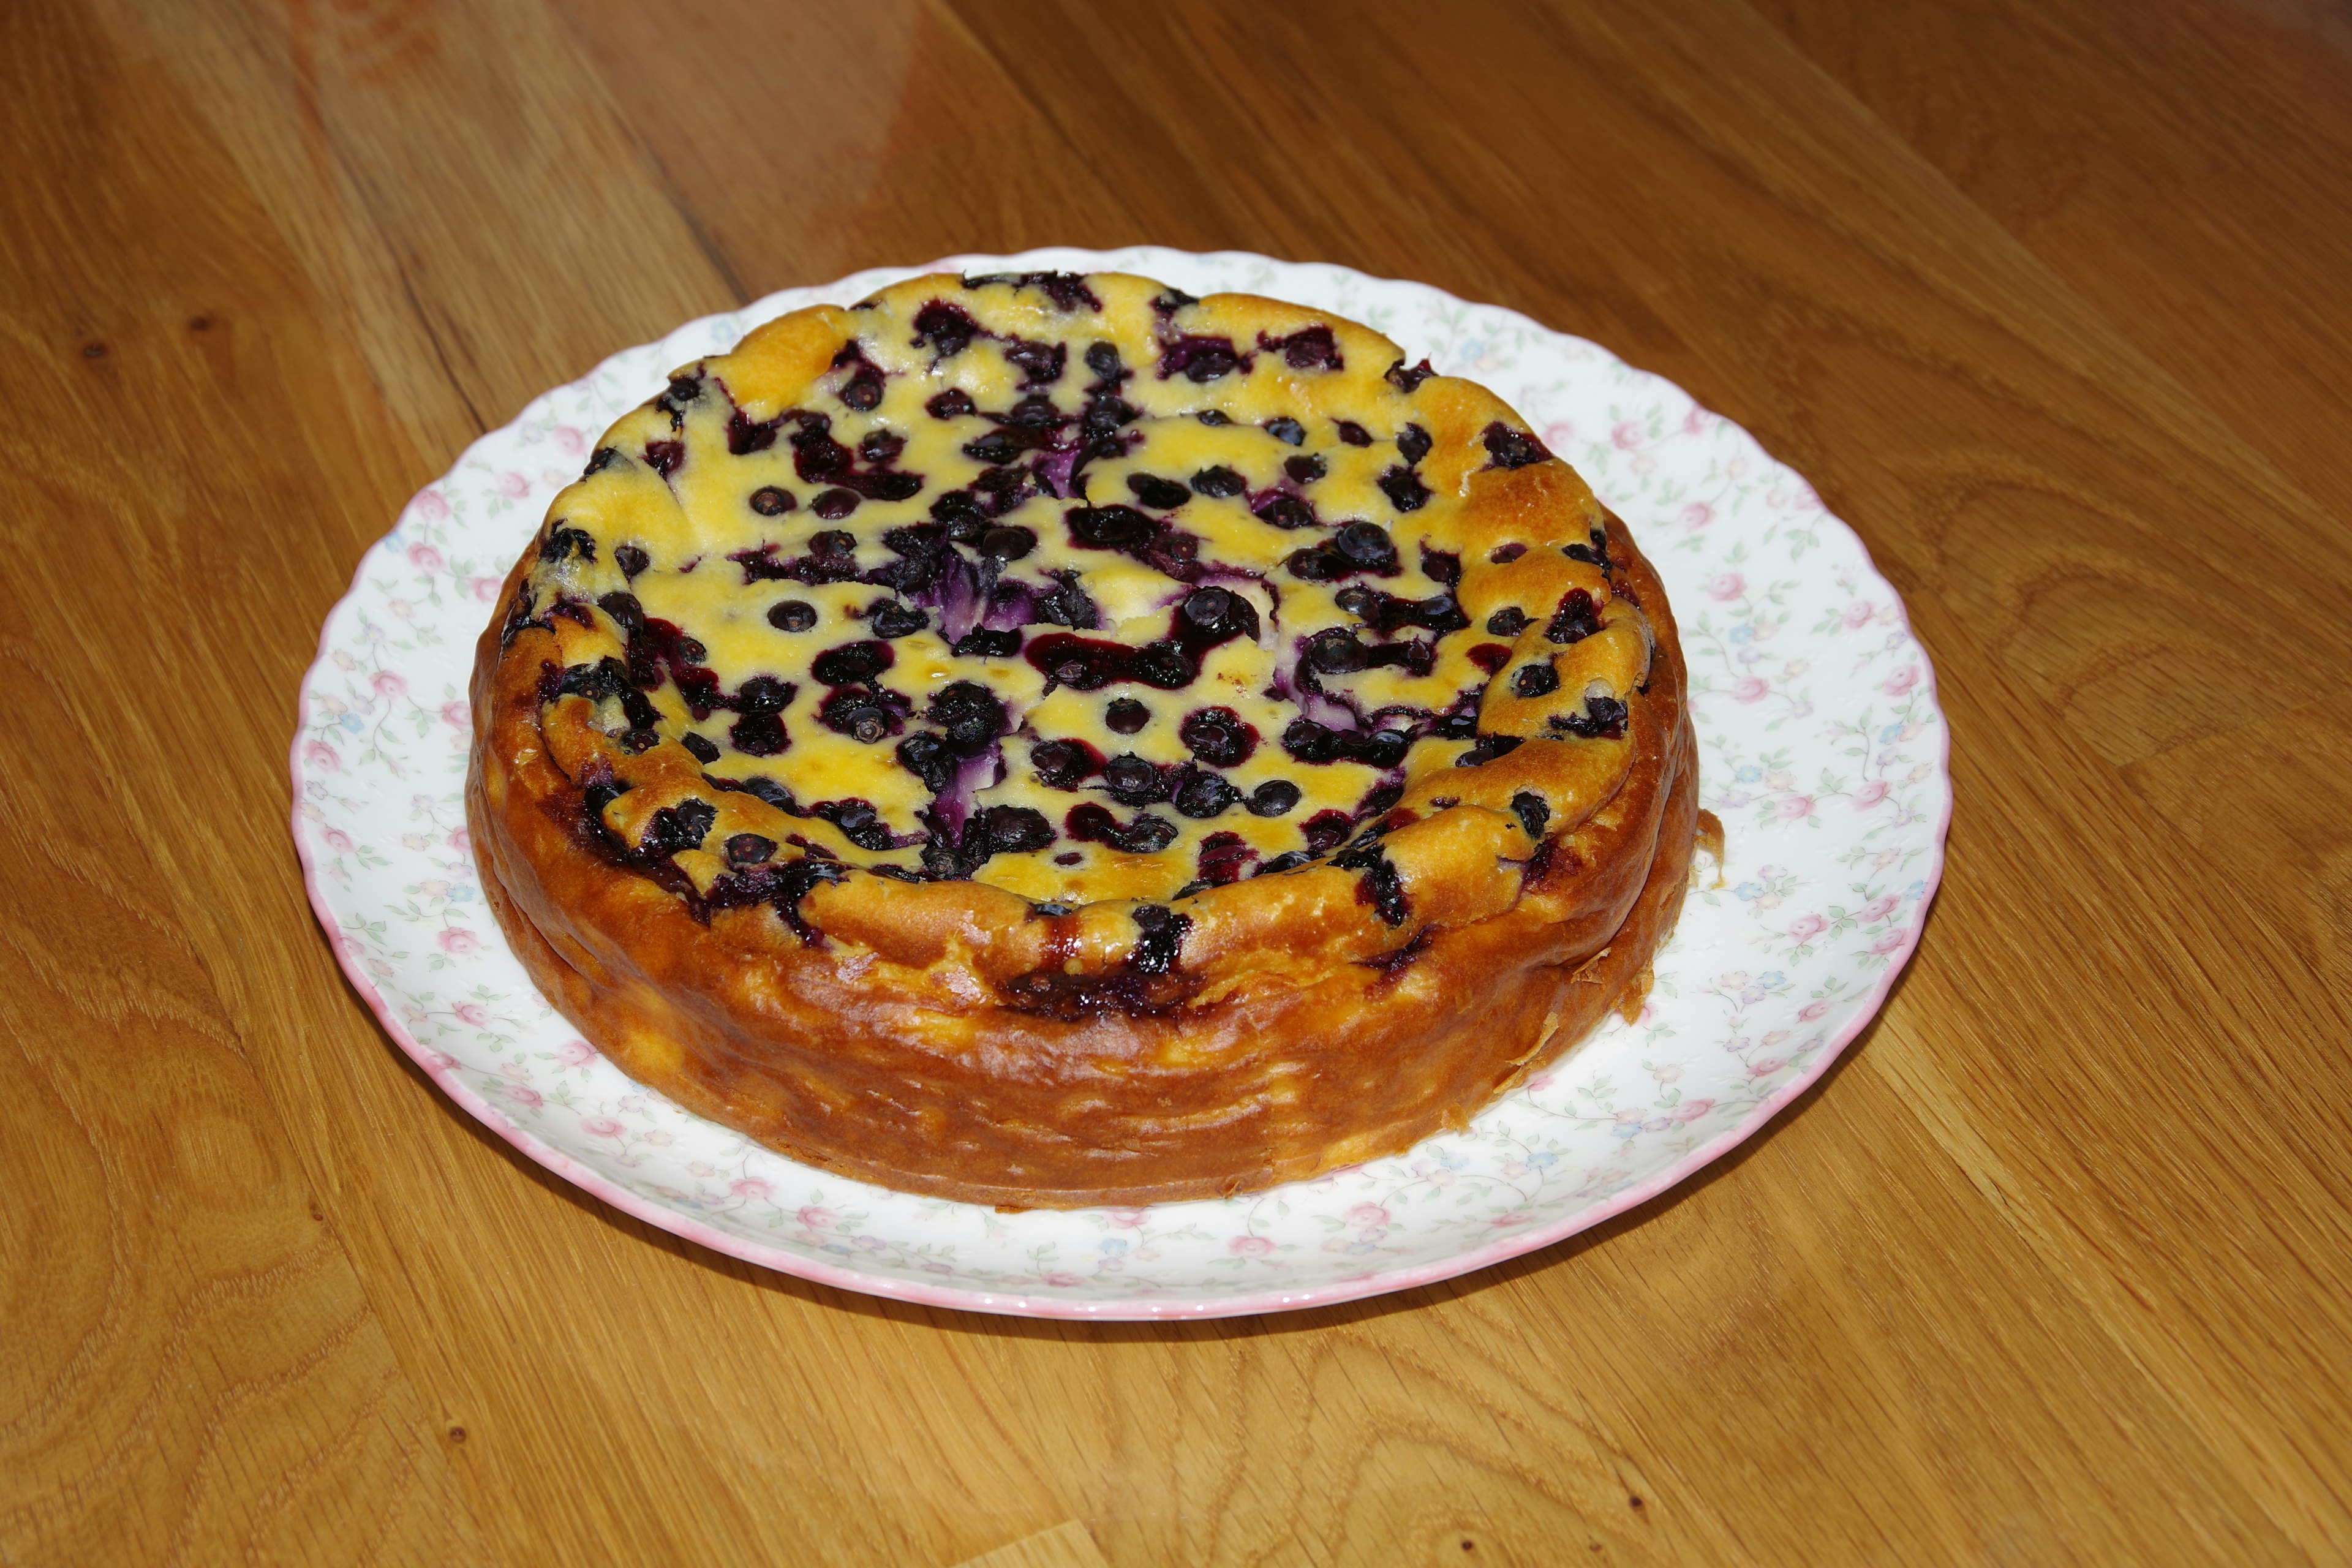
xmin=468 ymin=270 xmax=1698 ymax=1208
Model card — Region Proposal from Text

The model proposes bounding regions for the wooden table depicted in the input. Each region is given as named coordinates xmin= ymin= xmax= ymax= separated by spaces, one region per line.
xmin=8 ymin=1 xmax=2350 ymax=1562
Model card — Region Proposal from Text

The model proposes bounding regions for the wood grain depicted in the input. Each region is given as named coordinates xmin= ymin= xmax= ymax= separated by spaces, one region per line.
xmin=3 ymin=0 xmax=2348 ymax=1562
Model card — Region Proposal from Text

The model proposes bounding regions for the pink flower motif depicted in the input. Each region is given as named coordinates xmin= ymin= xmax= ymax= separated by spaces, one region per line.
xmin=453 ymin=1002 xmax=492 ymax=1029
xmin=1680 ymin=501 xmax=1714 ymax=529
xmin=407 ymin=542 xmax=445 ymax=573
xmin=323 ymin=827 xmax=355 ymax=854
xmin=1731 ymin=676 xmax=1770 ymax=704
xmin=409 ymin=489 xmax=450 ymax=522
xmin=1775 ymin=794 xmax=1815 ymax=822
xmin=1346 ymin=1203 xmax=1391 ymax=1229
xmin=1489 ymin=1212 xmax=1533 ymax=1228
xmin=1043 ymin=1272 xmax=1083 ymax=1288
xmin=1842 ymin=601 xmax=1873 ymax=628
xmin=437 ymin=929 xmax=480 ymax=956
xmin=581 ymin=1115 xmax=625 ymax=1139
xmin=496 ymin=470 xmax=530 ymax=499
xmin=469 ymin=575 xmax=503 ymax=602
xmin=1749 ymin=1058 xmax=1787 ymax=1077
xmin=303 ymin=739 xmax=341 ymax=772
xmin=557 ymin=1039 xmax=596 ymax=1066
xmin=439 ymin=700 xmax=470 ymax=731
xmin=508 ymin=1085 xmax=543 ymax=1109
xmin=1706 ymin=572 xmax=1745 ymax=601
xmin=1798 ymin=1001 xmax=1831 ymax=1022
xmin=552 ymin=424 xmax=586 ymax=456
xmin=1682 ymin=405 xmax=1708 ymax=435
xmin=1883 ymin=665 xmax=1920 ymax=697
xmin=1852 ymin=779 xmax=1890 ymax=811
xmin=1858 ymin=895 xmax=1899 ymax=923
xmin=1872 ymin=928 xmax=1912 ymax=956
xmin=447 ymin=827 xmax=472 ymax=853
xmin=1228 ymin=1235 xmax=1275 ymax=1257
xmin=797 ymin=1205 xmax=839 ymax=1230
xmin=1610 ymin=420 xmax=1644 ymax=450
xmin=370 ymin=670 xmax=406 ymax=699
xmin=1786 ymin=913 xmax=1828 ymax=944
xmin=1670 ymin=1098 xmax=1716 ymax=1124
xmin=729 ymin=1177 xmax=773 ymax=1202
xmin=1104 ymin=1207 xmax=1148 ymax=1229
xmin=1542 ymin=420 xmax=1575 ymax=450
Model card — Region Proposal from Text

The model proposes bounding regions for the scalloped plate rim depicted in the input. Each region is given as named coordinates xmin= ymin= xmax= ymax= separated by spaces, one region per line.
xmin=289 ymin=245 xmax=1950 ymax=1321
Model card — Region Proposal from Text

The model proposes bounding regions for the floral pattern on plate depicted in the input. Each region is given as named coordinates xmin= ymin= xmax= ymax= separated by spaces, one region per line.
xmin=292 ymin=247 xmax=1948 ymax=1319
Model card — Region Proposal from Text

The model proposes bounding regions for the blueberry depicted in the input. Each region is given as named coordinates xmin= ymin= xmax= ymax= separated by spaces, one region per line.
xmin=926 ymin=388 xmax=975 ymax=419
xmin=1545 ymin=587 xmax=1602 ymax=645
xmin=1482 ymin=421 xmax=1553 ymax=469
xmin=1509 ymin=791 xmax=1551 ymax=839
xmin=981 ymin=805 xmax=1055 ymax=854
xmin=913 ymin=301 xmax=981 ymax=357
xmin=1179 ymin=706 xmax=1256 ymax=766
xmin=1377 ymin=467 xmax=1430 ymax=513
xmin=1266 ymin=417 xmax=1305 ymax=445
xmin=1195 ymin=408 xmax=1230 ymax=426
xmin=979 ymin=525 xmax=1036 ymax=562
xmin=747 ymin=486 xmax=795 ymax=518
xmin=642 ymin=797 xmax=717 ymax=857
xmin=1126 ymin=472 xmax=1192 ymax=510
xmin=1106 ymin=697 xmax=1149 ymax=734
xmin=681 ymin=733 xmax=720 ymax=764
xmin=1174 ymin=771 xmax=1241 ymax=819
xmin=1335 ymin=421 xmax=1373 ymax=447
xmin=1118 ymin=813 xmax=1179 ymax=854
xmin=1253 ymin=494 xmax=1315 ymax=530
xmin=1030 ymin=739 xmax=1099 ymax=788
xmin=896 ymin=732 xmax=954 ymax=791
xmin=1129 ymin=641 xmax=1197 ymax=688
xmin=1385 ymin=358 xmax=1436 ymax=393
xmin=729 ymin=712 xmax=788 ymax=756
xmin=952 ymin=628 xmax=1022 ymax=657
xmin=615 ymin=543 xmax=650 ymax=576
xmin=726 ymin=832 xmax=776 ymax=865
xmin=813 ymin=640 xmax=893 ymax=685
xmin=769 ymin=599 xmax=818 ymax=633
xmin=1486 ymin=606 xmax=1528 ymax=636
xmin=860 ymin=429 xmax=906 ymax=463
xmin=736 ymin=675 xmax=794 ymax=714
xmin=930 ymin=490 xmax=988 ymax=537
xmin=1334 ymin=521 xmax=1398 ymax=571
xmin=1512 ymin=661 xmax=1560 ymax=697
xmin=839 ymin=368 xmax=883 ymax=411
xmin=869 ymin=601 xmax=929 ymax=639
xmin=1085 ymin=341 xmax=1124 ymax=382
xmin=1102 ymin=753 xmax=1166 ymax=804
xmin=812 ymin=488 xmax=860 ymax=519
xmin=1395 ymin=423 xmax=1433 ymax=466
xmin=927 ymin=680 xmax=1008 ymax=751
xmin=1248 ymin=779 xmax=1302 ymax=817
xmin=1552 ymin=695 xmax=1629 ymax=739
xmin=1283 ymin=453 xmax=1325 ymax=484
xmin=1283 ymin=720 xmax=1342 ymax=763
xmin=1306 ymin=629 xmax=1368 ymax=674
xmin=1190 ymin=466 xmax=1246 ymax=498
xmin=1489 ymin=542 xmax=1528 ymax=564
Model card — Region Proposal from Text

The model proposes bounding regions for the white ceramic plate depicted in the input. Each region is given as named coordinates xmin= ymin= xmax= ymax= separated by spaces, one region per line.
xmin=292 ymin=247 xmax=1948 ymax=1319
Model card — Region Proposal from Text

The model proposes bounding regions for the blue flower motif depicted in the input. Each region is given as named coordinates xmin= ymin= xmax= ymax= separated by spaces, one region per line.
xmin=339 ymin=714 xmax=364 ymax=733
xmin=1729 ymin=624 xmax=1754 ymax=644
xmin=1880 ymin=722 xmax=1903 ymax=743
xmin=1735 ymin=764 xmax=1763 ymax=783
xmin=1759 ymin=971 xmax=1787 ymax=990
xmin=1611 ymin=1123 xmax=1641 ymax=1139
xmin=1527 ymin=1151 xmax=1558 ymax=1168
xmin=1099 ymin=1238 xmax=1128 ymax=1255
xmin=1734 ymin=881 xmax=1763 ymax=901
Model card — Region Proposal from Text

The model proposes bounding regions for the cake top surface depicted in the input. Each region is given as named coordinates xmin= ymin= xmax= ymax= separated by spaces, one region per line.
xmin=503 ymin=270 xmax=1653 ymax=921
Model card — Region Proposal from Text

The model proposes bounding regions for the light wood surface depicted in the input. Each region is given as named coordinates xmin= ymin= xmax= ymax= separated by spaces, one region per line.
xmin=5 ymin=1 xmax=2348 ymax=1562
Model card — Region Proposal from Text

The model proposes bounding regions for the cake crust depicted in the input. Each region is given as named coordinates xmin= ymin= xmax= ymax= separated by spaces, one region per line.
xmin=467 ymin=271 xmax=1697 ymax=1207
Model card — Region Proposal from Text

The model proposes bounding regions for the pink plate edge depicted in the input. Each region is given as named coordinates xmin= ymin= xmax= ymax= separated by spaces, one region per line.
xmin=288 ymin=249 xmax=1952 ymax=1322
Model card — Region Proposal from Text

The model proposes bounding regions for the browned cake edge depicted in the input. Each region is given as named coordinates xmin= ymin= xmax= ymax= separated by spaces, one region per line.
xmin=467 ymin=511 xmax=1696 ymax=1209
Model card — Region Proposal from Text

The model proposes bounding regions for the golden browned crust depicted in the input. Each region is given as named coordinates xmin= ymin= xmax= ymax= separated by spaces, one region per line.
xmin=467 ymin=274 xmax=1697 ymax=1207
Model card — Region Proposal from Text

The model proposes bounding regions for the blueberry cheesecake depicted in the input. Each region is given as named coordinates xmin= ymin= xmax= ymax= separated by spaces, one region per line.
xmin=469 ymin=271 xmax=1698 ymax=1207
